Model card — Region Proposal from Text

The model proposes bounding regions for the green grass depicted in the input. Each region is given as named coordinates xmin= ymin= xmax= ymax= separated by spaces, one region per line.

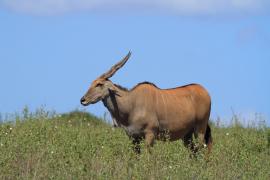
xmin=0 ymin=108 xmax=269 ymax=179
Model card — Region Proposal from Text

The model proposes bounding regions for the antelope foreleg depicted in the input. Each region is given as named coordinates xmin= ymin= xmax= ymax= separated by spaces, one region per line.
xmin=145 ymin=131 xmax=155 ymax=153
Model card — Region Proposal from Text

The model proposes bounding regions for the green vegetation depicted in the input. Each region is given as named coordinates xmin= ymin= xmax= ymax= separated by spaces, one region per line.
xmin=0 ymin=108 xmax=269 ymax=179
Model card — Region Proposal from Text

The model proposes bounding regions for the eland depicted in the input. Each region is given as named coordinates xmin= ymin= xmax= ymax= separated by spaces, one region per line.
xmin=80 ymin=52 xmax=212 ymax=154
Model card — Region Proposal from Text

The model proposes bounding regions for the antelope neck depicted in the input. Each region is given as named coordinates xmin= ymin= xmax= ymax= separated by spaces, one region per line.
xmin=102 ymin=85 xmax=129 ymax=126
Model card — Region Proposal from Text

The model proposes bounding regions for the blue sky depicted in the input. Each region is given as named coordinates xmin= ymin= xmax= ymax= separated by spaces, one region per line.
xmin=0 ymin=0 xmax=269 ymax=125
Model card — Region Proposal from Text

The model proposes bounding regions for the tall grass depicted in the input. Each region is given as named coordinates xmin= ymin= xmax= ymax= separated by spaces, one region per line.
xmin=0 ymin=108 xmax=269 ymax=179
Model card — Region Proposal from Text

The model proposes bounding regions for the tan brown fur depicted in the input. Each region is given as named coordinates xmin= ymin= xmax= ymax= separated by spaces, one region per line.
xmin=81 ymin=52 xmax=212 ymax=154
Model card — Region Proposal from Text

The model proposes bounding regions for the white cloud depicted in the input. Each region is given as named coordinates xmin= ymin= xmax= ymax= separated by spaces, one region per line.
xmin=0 ymin=0 xmax=269 ymax=16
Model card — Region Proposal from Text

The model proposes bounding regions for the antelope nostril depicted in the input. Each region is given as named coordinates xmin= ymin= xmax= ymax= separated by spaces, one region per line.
xmin=80 ymin=97 xmax=85 ymax=103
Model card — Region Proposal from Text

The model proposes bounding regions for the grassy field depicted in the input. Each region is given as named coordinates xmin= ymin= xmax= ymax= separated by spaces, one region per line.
xmin=0 ymin=108 xmax=269 ymax=179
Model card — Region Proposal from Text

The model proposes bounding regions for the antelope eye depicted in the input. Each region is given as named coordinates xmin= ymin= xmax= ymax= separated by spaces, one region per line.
xmin=96 ymin=83 xmax=103 ymax=87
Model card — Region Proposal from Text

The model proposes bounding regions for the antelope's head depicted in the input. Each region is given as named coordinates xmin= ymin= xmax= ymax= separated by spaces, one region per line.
xmin=80 ymin=51 xmax=131 ymax=106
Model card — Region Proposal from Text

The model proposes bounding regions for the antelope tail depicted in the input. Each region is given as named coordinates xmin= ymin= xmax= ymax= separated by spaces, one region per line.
xmin=204 ymin=124 xmax=213 ymax=152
